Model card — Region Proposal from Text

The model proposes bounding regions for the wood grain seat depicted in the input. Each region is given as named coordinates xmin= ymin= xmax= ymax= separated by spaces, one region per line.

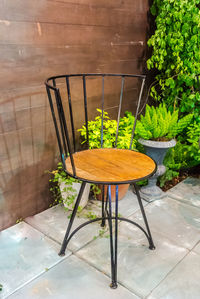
xmin=65 ymin=148 xmax=156 ymax=184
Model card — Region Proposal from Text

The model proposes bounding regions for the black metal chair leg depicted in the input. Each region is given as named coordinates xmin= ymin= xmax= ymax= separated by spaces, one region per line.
xmin=101 ymin=185 xmax=106 ymax=227
xmin=114 ymin=185 xmax=118 ymax=287
xmin=133 ymin=183 xmax=155 ymax=250
xmin=59 ymin=182 xmax=86 ymax=256
xmin=107 ymin=185 xmax=118 ymax=289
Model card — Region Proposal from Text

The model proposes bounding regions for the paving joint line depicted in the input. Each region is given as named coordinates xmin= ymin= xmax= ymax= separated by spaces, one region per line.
xmin=73 ymin=251 xmax=141 ymax=298
xmin=145 ymin=249 xmax=192 ymax=299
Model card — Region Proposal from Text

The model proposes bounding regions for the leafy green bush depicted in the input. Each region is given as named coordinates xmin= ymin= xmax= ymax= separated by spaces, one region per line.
xmin=147 ymin=0 xmax=200 ymax=123
xmin=159 ymin=135 xmax=200 ymax=187
xmin=136 ymin=103 xmax=193 ymax=141
xmin=186 ymin=122 xmax=200 ymax=163
xmin=78 ymin=109 xmax=137 ymax=149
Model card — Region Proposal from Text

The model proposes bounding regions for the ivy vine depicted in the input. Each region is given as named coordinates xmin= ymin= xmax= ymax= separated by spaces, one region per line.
xmin=147 ymin=0 xmax=200 ymax=123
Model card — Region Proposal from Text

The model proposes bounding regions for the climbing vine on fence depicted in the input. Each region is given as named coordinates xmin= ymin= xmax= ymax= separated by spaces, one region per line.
xmin=147 ymin=0 xmax=200 ymax=123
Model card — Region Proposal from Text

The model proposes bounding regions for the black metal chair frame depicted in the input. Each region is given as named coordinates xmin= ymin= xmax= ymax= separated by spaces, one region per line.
xmin=45 ymin=74 xmax=156 ymax=289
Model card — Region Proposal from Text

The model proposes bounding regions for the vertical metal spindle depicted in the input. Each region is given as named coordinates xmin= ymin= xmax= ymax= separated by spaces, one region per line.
xmin=66 ymin=77 xmax=76 ymax=152
xmin=129 ymin=77 xmax=146 ymax=150
xmin=46 ymin=86 xmax=64 ymax=162
xmin=56 ymin=88 xmax=76 ymax=176
xmin=52 ymin=79 xmax=68 ymax=157
xmin=101 ymin=76 xmax=105 ymax=148
xmin=115 ymin=76 xmax=125 ymax=147
xmin=82 ymin=75 xmax=89 ymax=148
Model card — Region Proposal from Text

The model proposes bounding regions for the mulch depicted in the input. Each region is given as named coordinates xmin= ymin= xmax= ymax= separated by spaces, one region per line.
xmin=158 ymin=164 xmax=200 ymax=192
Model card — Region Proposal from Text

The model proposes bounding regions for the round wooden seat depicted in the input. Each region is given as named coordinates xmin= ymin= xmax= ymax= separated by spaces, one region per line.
xmin=65 ymin=148 xmax=156 ymax=184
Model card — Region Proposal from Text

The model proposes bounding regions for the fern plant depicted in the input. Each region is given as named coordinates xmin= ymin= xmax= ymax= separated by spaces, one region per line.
xmin=136 ymin=104 xmax=193 ymax=141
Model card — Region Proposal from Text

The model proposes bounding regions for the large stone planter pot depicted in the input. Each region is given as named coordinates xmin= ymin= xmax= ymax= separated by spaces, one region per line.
xmin=138 ymin=138 xmax=176 ymax=202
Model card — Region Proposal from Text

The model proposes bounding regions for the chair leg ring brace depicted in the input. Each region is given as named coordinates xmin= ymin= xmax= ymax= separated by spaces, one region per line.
xmin=134 ymin=183 xmax=155 ymax=250
xmin=58 ymin=182 xmax=87 ymax=256
xmin=59 ymin=183 xmax=155 ymax=288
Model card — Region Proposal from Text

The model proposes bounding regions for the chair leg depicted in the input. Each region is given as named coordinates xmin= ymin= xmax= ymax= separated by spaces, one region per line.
xmin=107 ymin=185 xmax=118 ymax=289
xmin=101 ymin=185 xmax=106 ymax=227
xmin=59 ymin=182 xmax=86 ymax=256
xmin=133 ymin=183 xmax=155 ymax=250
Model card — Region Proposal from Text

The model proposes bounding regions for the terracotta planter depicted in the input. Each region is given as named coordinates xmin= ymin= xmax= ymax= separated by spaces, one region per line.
xmin=97 ymin=184 xmax=129 ymax=202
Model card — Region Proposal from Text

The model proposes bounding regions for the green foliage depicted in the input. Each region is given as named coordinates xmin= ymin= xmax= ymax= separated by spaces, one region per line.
xmin=136 ymin=103 xmax=193 ymax=140
xmin=48 ymin=162 xmax=81 ymax=211
xmin=16 ymin=218 xmax=23 ymax=224
xmin=0 ymin=284 xmax=3 ymax=292
xmin=84 ymin=211 xmax=97 ymax=220
xmin=147 ymin=0 xmax=200 ymax=123
xmin=159 ymin=169 xmax=179 ymax=187
xmin=78 ymin=109 xmax=117 ymax=148
xmin=159 ymin=137 xmax=200 ymax=186
xmin=78 ymin=109 xmax=137 ymax=150
xmin=91 ymin=184 xmax=101 ymax=198
xmin=186 ymin=122 xmax=200 ymax=162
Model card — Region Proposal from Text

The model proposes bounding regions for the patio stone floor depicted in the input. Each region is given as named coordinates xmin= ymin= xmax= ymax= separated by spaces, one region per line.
xmin=0 ymin=177 xmax=199 ymax=298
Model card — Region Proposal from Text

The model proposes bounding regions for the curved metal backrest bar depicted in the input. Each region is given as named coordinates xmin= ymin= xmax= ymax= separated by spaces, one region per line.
xmin=56 ymin=88 xmax=76 ymax=175
xmin=46 ymin=86 xmax=64 ymax=161
xmin=66 ymin=77 xmax=76 ymax=152
xmin=45 ymin=73 xmax=146 ymax=176
xmin=52 ymin=79 xmax=68 ymax=158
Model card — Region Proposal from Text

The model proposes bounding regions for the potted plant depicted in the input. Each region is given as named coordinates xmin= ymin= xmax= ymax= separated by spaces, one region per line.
xmin=78 ymin=109 xmax=137 ymax=201
xmin=49 ymin=162 xmax=90 ymax=211
xmin=136 ymin=103 xmax=193 ymax=201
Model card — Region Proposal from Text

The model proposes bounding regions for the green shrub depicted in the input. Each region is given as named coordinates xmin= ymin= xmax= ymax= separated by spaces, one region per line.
xmin=147 ymin=0 xmax=200 ymax=123
xmin=186 ymin=122 xmax=200 ymax=163
xmin=159 ymin=137 xmax=200 ymax=186
xmin=78 ymin=109 xmax=137 ymax=150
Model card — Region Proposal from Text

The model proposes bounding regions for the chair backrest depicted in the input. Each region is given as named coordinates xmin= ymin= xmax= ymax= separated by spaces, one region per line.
xmin=45 ymin=73 xmax=146 ymax=176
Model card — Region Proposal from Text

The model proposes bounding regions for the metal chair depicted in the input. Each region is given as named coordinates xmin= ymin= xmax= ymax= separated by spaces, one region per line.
xmin=45 ymin=74 xmax=156 ymax=289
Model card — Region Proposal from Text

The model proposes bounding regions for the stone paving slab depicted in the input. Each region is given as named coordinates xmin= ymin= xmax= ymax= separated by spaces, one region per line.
xmin=1 ymin=178 xmax=199 ymax=298
xmin=25 ymin=191 xmax=144 ymax=253
xmin=0 ymin=222 xmax=70 ymax=299
xmin=25 ymin=205 xmax=103 ymax=253
xmin=193 ymin=241 xmax=200 ymax=255
xmin=131 ymin=196 xmax=200 ymax=250
xmin=88 ymin=189 xmax=146 ymax=219
xmin=166 ymin=177 xmax=200 ymax=208
xmin=8 ymin=255 xmax=139 ymax=299
xmin=112 ymin=189 xmax=147 ymax=218
xmin=76 ymin=223 xmax=188 ymax=298
xmin=148 ymin=251 xmax=200 ymax=299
